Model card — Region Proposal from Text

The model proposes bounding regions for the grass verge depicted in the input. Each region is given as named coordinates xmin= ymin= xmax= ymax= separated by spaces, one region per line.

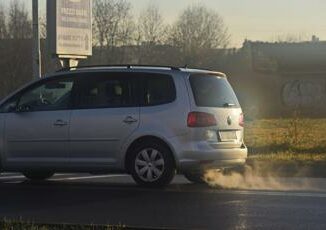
xmin=0 ymin=220 xmax=129 ymax=230
xmin=245 ymin=118 xmax=326 ymax=177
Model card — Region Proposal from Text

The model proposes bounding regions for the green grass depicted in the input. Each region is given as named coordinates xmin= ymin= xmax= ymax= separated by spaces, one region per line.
xmin=245 ymin=118 xmax=326 ymax=162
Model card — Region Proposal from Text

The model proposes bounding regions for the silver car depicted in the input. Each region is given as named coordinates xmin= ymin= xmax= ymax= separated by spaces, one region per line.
xmin=0 ymin=66 xmax=247 ymax=187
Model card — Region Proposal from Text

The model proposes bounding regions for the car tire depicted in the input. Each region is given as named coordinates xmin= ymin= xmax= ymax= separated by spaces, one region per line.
xmin=129 ymin=141 xmax=176 ymax=188
xmin=184 ymin=173 xmax=206 ymax=184
xmin=23 ymin=171 xmax=54 ymax=181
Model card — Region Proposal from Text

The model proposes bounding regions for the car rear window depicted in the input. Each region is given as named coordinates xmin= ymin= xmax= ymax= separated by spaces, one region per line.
xmin=190 ymin=74 xmax=240 ymax=108
xmin=142 ymin=74 xmax=176 ymax=106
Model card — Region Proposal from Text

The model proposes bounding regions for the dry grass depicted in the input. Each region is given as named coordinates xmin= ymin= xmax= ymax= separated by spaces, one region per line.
xmin=0 ymin=220 xmax=126 ymax=230
xmin=245 ymin=118 xmax=326 ymax=162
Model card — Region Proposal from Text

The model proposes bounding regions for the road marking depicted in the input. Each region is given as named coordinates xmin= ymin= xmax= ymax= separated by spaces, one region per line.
xmin=50 ymin=174 xmax=127 ymax=181
xmin=1 ymin=173 xmax=20 ymax=176
xmin=4 ymin=180 xmax=24 ymax=184
xmin=53 ymin=173 xmax=79 ymax=177
xmin=0 ymin=173 xmax=85 ymax=180
xmin=0 ymin=175 xmax=25 ymax=180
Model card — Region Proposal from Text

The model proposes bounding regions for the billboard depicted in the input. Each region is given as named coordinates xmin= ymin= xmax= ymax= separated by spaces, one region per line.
xmin=47 ymin=0 xmax=92 ymax=58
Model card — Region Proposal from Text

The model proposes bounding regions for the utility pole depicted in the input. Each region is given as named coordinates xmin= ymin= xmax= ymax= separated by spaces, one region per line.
xmin=32 ymin=0 xmax=41 ymax=79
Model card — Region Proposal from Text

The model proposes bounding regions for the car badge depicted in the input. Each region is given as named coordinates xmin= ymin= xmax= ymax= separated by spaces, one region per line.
xmin=227 ymin=116 xmax=232 ymax=125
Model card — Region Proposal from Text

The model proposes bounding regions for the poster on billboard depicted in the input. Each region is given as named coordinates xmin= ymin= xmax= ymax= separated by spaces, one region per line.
xmin=47 ymin=0 xmax=92 ymax=58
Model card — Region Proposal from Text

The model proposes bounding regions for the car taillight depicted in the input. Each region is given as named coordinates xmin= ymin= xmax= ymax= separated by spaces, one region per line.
xmin=239 ymin=113 xmax=244 ymax=127
xmin=187 ymin=112 xmax=217 ymax=127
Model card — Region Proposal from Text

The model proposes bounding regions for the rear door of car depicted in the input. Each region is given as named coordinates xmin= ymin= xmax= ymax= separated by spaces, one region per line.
xmin=188 ymin=73 xmax=244 ymax=148
xmin=68 ymin=72 xmax=140 ymax=169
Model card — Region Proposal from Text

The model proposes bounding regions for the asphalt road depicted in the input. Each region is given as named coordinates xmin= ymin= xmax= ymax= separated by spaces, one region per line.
xmin=0 ymin=173 xmax=326 ymax=230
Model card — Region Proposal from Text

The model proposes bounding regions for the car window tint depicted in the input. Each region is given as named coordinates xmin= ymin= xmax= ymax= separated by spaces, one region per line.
xmin=78 ymin=76 xmax=135 ymax=108
xmin=17 ymin=79 xmax=74 ymax=112
xmin=190 ymin=74 xmax=240 ymax=108
xmin=143 ymin=74 xmax=176 ymax=106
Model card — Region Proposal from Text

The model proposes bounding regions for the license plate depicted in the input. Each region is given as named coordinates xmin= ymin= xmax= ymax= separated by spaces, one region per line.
xmin=219 ymin=131 xmax=237 ymax=141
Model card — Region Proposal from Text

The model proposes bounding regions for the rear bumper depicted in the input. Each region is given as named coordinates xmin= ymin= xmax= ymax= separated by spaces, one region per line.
xmin=176 ymin=146 xmax=248 ymax=173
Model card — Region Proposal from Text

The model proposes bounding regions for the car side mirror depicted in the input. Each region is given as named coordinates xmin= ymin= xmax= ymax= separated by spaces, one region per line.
xmin=16 ymin=104 xmax=31 ymax=113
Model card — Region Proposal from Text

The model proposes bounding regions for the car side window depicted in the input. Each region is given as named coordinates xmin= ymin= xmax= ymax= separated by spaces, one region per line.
xmin=77 ymin=76 xmax=135 ymax=109
xmin=16 ymin=78 xmax=75 ymax=112
xmin=142 ymin=74 xmax=176 ymax=106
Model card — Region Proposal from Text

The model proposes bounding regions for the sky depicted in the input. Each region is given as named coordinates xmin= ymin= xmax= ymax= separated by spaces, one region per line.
xmin=1 ymin=0 xmax=326 ymax=47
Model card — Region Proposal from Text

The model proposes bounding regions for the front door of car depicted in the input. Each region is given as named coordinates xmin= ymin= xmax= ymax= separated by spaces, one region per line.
xmin=69 ymin=73 xmax=140 ymax=169
xmin=3 ymin=77 xmax=75 ymax=169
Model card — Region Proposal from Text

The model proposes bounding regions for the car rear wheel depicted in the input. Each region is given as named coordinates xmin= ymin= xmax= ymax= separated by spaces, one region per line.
xmin=184 ymin=173 xmax=206 ymax=184
xmin=130 ymin=141 xmax=176 ymax=188
xmin=23 ymin=171 xmax=54 ymax=181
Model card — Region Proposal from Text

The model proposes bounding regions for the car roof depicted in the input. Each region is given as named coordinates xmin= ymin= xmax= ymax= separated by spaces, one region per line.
xmin=46 ymin=65 xmax=227 ymax=78
xmin=0 ymin=66 xmax=226 ymax=105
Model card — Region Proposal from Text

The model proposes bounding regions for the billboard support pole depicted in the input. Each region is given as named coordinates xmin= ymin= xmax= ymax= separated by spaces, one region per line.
xmin=32 ymin=0 xmax=41 ymax=78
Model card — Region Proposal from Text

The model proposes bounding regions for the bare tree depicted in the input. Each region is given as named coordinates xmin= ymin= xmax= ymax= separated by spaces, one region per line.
xmin=0 ymin=5 xmax=7 ymax=39
xmin=114 ymin=2 xmax=135 ymax=47
xmin=273 ymin=33 xmax=309 ymax=43
xmin=7 ymin=0 xmax=32 ymax=39
xmin=0 ymin=1 xmax=32 ymax=98
xmin=93 ymin=0 xmax=113 ymax=49
xmin=92 ymin=0 xmax=135 ymax=63
xmin=93 ymin=0 xmax=134 ymax=49
xmin=169 ymin=5 xmax=230 ymax=65
xmin=137 ymin=3 xmax=165 ymax=45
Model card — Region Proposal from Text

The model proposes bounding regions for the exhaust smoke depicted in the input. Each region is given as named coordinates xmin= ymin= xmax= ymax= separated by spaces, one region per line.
xmin=203 ymin=162 xmax=323 ymax=191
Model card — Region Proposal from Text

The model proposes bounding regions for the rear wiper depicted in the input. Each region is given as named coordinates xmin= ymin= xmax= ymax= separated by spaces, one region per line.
xmin=223 ymin=103 xmax=236 ymax=107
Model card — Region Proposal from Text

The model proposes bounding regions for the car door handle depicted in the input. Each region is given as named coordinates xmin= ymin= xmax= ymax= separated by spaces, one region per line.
xmin=123 ymin=116 xmax=138 ymax=124
xmin=53 ymin=120 xmax=68 ymax=127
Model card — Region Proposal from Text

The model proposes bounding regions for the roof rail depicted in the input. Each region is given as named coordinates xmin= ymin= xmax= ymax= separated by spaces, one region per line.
xmin=56 ymin=64 xmax=181 ymax=72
